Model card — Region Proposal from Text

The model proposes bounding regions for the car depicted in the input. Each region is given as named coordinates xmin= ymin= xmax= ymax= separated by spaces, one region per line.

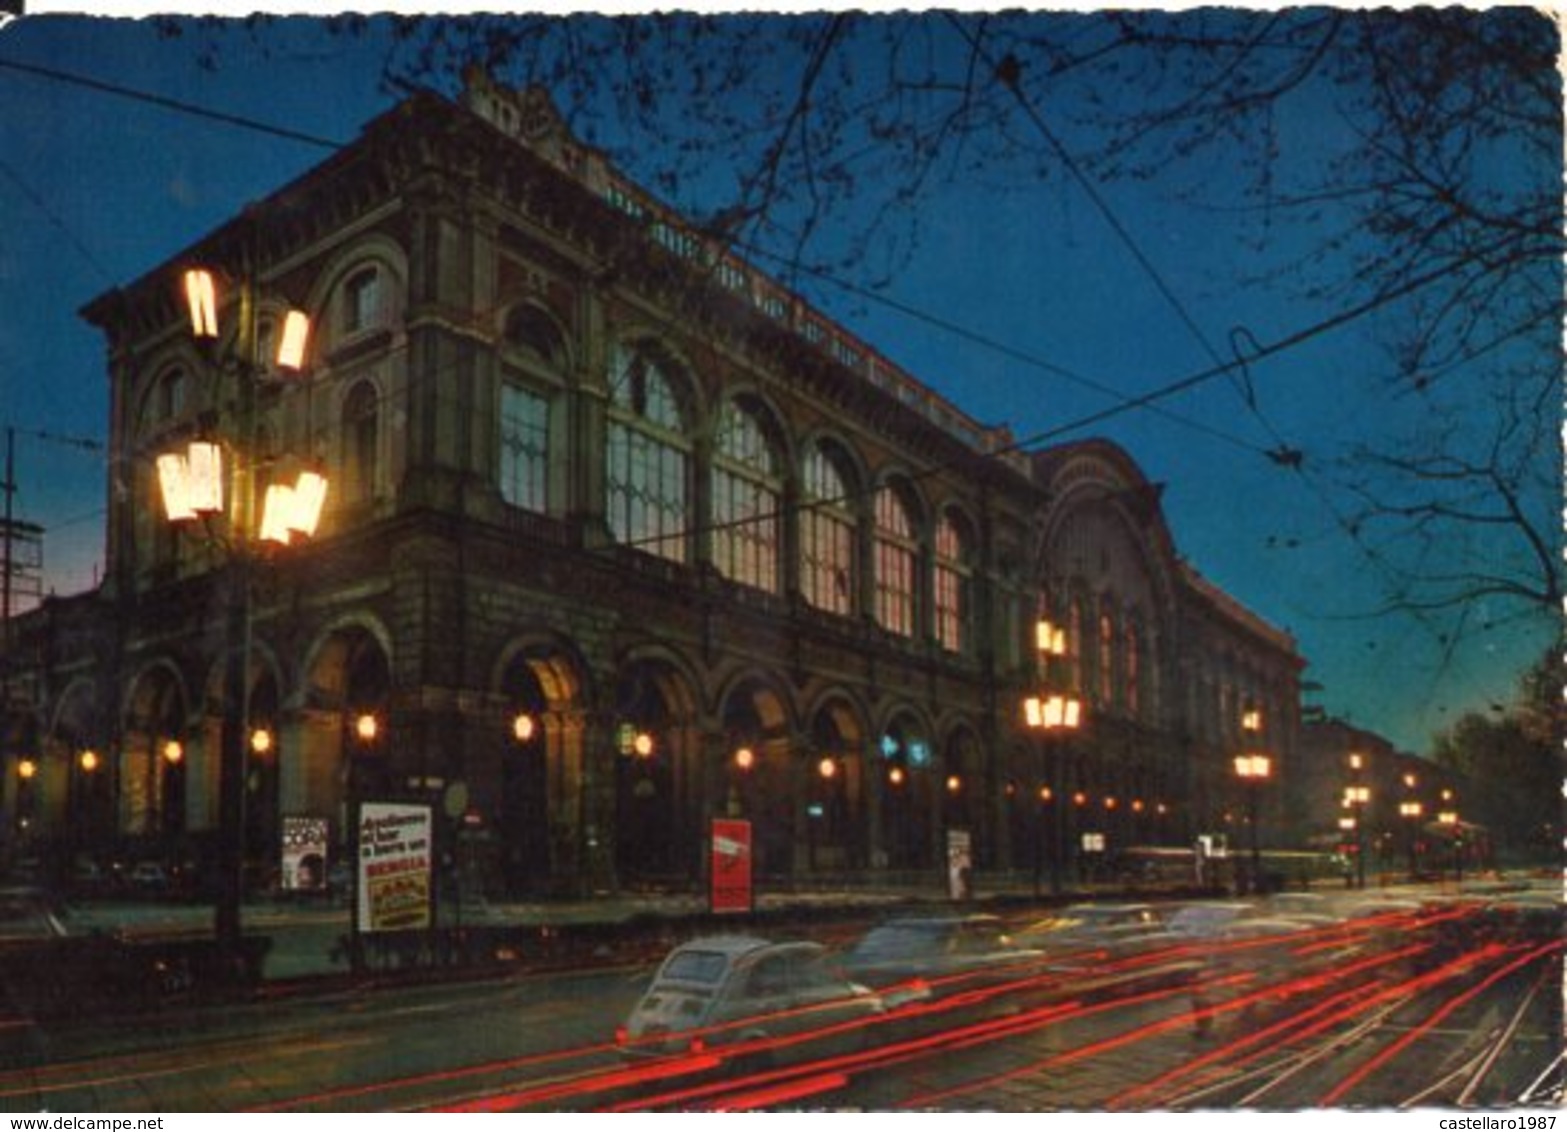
xmin=1018 ymin=910 xmax=1176 ymax=965
xmin=0 ymin=886 xmax=69 ymax=943
xmin=617 ymin=936 xmax=885 ymax=1067
xmin=1165 ymin=901 xmax=1256 ymax=939
xmin=128 ymin=861 xmax=170 ymax=895
xmin=841 ymin=913 xmax=1042 ymax=1004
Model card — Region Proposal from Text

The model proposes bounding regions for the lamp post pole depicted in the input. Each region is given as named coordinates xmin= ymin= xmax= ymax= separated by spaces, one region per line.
xmin=1024 ymin=617 xmax=1081 ymax=900
xmin=212 ymin=275 xmax=258 ymax=970
xmin=162 ymin=263 xmax=321 ymax=977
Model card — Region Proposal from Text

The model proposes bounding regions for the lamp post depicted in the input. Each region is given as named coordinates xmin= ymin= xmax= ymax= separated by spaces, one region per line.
xmin=1023 ymin=617 xmax=1082 ymax=898
xmin=1233 ymin=751 xmax=1271 ymax=894
xmin=1400 ymin=800 xmax=1424 ymax=881
xmin=1344 ymin=783 xmax=1371 ymax=890
xmin=1437 ymin=794 xmax=1461 ymax=885
xmin=159 ymin=265 xmax=322 ymax=974
xmin=1346 ymin=752 xmax=1369 ymax=889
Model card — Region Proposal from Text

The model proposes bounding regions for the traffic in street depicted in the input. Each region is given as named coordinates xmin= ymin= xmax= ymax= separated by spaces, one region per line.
xmin=1 ymin=879 xmax=1558 ymax=1112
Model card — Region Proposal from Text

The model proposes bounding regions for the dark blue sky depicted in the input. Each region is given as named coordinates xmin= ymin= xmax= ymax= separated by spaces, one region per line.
xmin=0 ymin=10 xmax=1557 ymax=754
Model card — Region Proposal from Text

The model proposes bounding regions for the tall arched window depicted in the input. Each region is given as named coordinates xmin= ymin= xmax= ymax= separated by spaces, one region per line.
xmin=934 ymin=510 xmax=974 ymax=653
xmin=1098 ymin=605 xmax=1116 ymax=705
xmin=340 ymin=265 xmax=384 ymax=338
xmin=874 ymin=484 xmax=918 ymax=637
xmin=800 ymin=443 xmax=856 ymax=615
xmin=342 ymin=380 xmax=379 ymax=504
xmin=606 ymin=343 xmax=690 ymax=563
xmin=712 ymin=398 xmax=782 ymax=593
xmin=1125 ymin=614 xmax=1143 ymax=718
xmin=499 ymin=304 xmax=567 ymax=515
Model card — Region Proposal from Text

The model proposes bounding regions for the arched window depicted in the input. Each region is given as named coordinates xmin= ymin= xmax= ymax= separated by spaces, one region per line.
xmin=606 ymin=343 xmax=690 ymax=563
xmin=499 ymin=304 xmax=566 ymax=516
xmin=712 ymin=398 xmax=782 ymax=593
xmin=139 ymin=366 xmax=188 ymax=435
xmin=342 ymin=380 xmax=379 ymax=505
xmin=500 ymin=386 xmax=549 ymax=513
xmin=800 ymin=443 xmax=856 ymax=615
xmin=505 ymin=304 xmax=566 ymax=364
xmin=874 ymin=484 xmax=918 ymax=637
xmin=340 ymin=265 xmax=384 ymax=337
xmin=1125 ymin=614 xmax=1143 ymax=718
xmin=934 ymin=511 xmax=973 ymax=653
xmin=1098 ymin=605 xmax=1115 ymax=705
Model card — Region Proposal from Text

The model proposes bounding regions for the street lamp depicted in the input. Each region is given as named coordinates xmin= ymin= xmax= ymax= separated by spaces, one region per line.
xmin=1400 ymin=800 xmax=1424 ymax=881
xmin=159 ymin=263 xmax=323 ymax=975
xmin=1023 ymin=617 xmax=1083 ymax=897
xmin=1437 ymin=804 xmax=1462 ymax=884
xmin=1344 ymin=784 xmax=1371 ymax=889
xmin=1233 ymin=752 xmax=1272 ymax=893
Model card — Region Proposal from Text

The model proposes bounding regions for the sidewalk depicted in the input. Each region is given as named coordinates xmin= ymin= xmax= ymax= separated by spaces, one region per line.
xmin=65 ymin=883 xmax=949 ymax=984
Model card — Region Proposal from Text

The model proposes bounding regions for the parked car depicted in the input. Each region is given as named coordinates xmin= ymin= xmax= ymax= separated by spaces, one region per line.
xmin=618 ymin=936 xmax=885 ymax=1068
xmin=0 ymin=886 xmax=70 ymax=943
xmin=840 ymin=913 xmax=1042 ymax=1004
xmin=128 ymin=861 xmax=171 ymax=895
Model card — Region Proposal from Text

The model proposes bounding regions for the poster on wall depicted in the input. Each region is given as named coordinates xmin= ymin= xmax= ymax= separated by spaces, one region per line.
xmin=281 ymin=815 xmax=330 ymax=892
xmin=710 ymin=818 xmax=753 ymax=914
xmin=946 ymin=827 xmax=973 ymax=901
xmin=357 ymin=801 xmax=433 ymax=933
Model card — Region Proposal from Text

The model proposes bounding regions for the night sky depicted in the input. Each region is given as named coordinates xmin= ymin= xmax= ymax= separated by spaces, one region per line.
xmin=0 ymin=6 xmax=1558 ymax=755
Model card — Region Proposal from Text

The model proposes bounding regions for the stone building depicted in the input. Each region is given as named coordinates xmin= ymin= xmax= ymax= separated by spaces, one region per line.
xmin=0 ymin=74 xmax=1303 ymax=896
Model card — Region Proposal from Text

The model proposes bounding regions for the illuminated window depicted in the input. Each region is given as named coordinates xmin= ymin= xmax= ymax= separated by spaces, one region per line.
xmin=874 ymin=484 xmax=917 ymax=637
xmin=934 ymin=512 xmax=973 ymax=653
xmin=500 ymin=384 xmax=549 ymax=513
xmin=712 ymin=399 xmax=781 ymax=593
xmin=801 ymin=444 xmax=856 ymax=615
xmin=606 ymin=344 xmax=689 ymax=563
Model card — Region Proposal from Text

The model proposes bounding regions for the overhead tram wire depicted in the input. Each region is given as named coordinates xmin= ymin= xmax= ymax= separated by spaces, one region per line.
xmin=0 ymin=57 xmax=345 ymax=151
xmin=951 ymin=15 xmax=1529 ymax=663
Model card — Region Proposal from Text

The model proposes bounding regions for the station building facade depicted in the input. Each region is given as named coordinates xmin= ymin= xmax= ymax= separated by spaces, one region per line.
xmin=0 ymin=74 xmax=1302 ymax=896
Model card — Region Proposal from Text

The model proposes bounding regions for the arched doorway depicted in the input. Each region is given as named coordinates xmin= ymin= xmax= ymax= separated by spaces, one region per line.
xmin=612 ymin=657 xmax=699 ymax=886
xmin=497 ymin=644 xmax=585 ymax=897
xmin=124 ymin=664 xmax=188 ymax=850
xmin=302 ymin=623 xmax=392 ymax=860
xmin=876 ymin=711 xmax=936 ymax=872
xmin=806 ymin=697 xmax=866 ymax=874
xmin=717 ymin=676 xmax=793 ymax=882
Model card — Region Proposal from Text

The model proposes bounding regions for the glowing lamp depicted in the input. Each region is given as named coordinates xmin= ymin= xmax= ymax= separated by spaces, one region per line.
xmin=512 ymin=713 xmax=537 ymax=743
xmin=162 ymin=740 xmax=184 ymax=765
xmin=275 ymin=309 xmax=311 ymax=371
xmin=733 ymin=746 xmax=755 ymax=772
xmin=17 ymin=758 xmax=36 ymax=780
xmin=157 ymin=442 xmax=224 ymax=522
xmin=259 ymin=470 xmax=328 ymax=546
xmin=250 ymin=727 xmax=274 ymax=755
xmin=184 ymin=268 xmax=219 ymax=339
xmin=354 ymin=713 xmax=379 ymax=744
xmin=79 ymin=750 xmax=100 ymax=773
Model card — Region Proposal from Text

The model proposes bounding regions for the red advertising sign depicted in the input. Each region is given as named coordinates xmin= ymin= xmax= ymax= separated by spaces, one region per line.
xmin=710 ymin=819 xmax=753 ymax=914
